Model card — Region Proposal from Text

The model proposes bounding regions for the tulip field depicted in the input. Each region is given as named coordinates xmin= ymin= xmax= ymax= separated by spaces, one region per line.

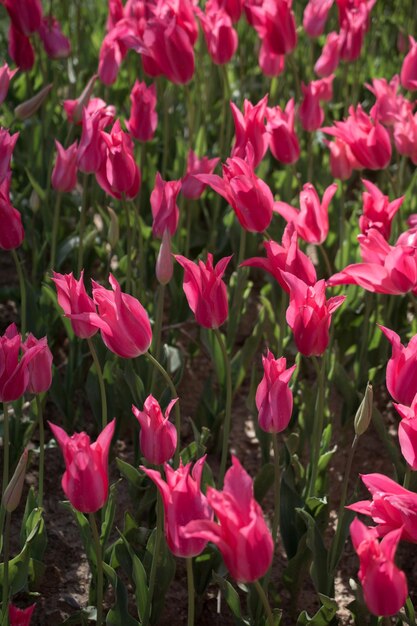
xmin=2 ymin=0 xmax=417 ymax=624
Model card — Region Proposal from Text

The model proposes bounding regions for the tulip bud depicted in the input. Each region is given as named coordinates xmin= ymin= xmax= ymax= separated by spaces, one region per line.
xmin=14 ymin=83 xmax=53 ymax=120
xmin=107 ymin=206 xmax=119 ymax=248
xmin=29 ymin=189 xmax=40 ymax=213
xmin=354 ymin=383 xmax=373 ymax=436
xmin=66 ymin=74 xmax=98 ymax=124
xmin=2 ymin=449 xmax=28 ymax=512
xmin=156 ymin=229 xmax=173 ymax=285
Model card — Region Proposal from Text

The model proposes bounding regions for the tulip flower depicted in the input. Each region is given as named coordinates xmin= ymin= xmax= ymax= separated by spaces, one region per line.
xmin=314 ymin=32 xmax=341 ymax=77
xmin=175 ymin=253 xmax=231 ymax=329
xmin=156 ymin=229 xmax=174 ymax=286
xmin=393 ymin=109 xmax=417 ymax=165
xmin=0 ymin=174 xmax=24 ymax=250
xmin=322 ymin=105 xmax=392 ymax=171
xmin=275 ymin=183 xmax=338 ymax=245
xmin=127 ymin=81 xmax=158 ymax=142
xmin=77 ymin=107 xmax=113 ymax=175
xmin=299 ymin=76 xmax=334 ymax=132
xmin=8 ymin=603 xmax=36 ymax=626
xmin=52 ymin=271 xmax=99 ymax=339
xmin=348 ymin=473 xmax=417 ymax=543
xmin=39 ymin=16 xmax=71 ymax=59
xmin=230 ymin=95 xmax=268 ymax=168
xmin=393 ymin=394 xmax=417 ymax=470
xmin=325 ymin=138 xmax=358 ymax=180
xmin=181 ymin=150 xmax=220 ymax=200
xmin=256 ymin=350 xmax=296 ymax=433
xmin=216 ymin=0 xmax=243 ymax=22
xmin=0 ymin=128 xmax=19 ymax=185
xmin=49 ymin=419 xmax=116 ymax=513
xmin=132 ymin=395 xmax=177 ymax=465
xmin=51 ymin=141 xmax=78 ymax=193
xmin=0 ymin=63 xmax=18 ymax=105
xmin=96 ymin=120 xmax=140 ymax=199
xmin=366 ymin=75 xmax=410 ymax=127
xmin=258 ymin=39 xmax=285 ymax=77
xmin=197 ymin=148 xmax=274 ymax=232
xmin=242 ymin=222 xmax=317 ymax=292
xmin=0 ymin=324 xmax=43 ymax=403
xmin=8 ymin=24 xmax=35 ymax=71
xmin=197 ymin=5 xmax=238 ymax=65
xmin=337 ymin=0 xmax=375 ymax=62
xmin=4 ymin=0 xmax=43 ymax=35
xmin=22 ymin=334 xmax=53 ymax=395
xmin=401 ymin=35 xmax=417 ymax=91
xmin=283 ymin=274 xmax=345 ymax=356
xmin=266 ymin=99 xmax=300 ymax=165
xmin=142 ymin=456 xmax=213 ymax=557
xmin=151 ymin=172 xmax=182 ymax=237
xmin=98 ymin=28 xmax=127 ymax=86
xmin=248 ymin=0 xmax=297 ymax=56
xmin=379 ymin=325 xmax=417 ymax=406
xmin=359 ymin=179 xmax=404 ymax=240
xmin=350 ymin=518 xmax=407 ymax=617
xmin=183 ymin=456 xmax=274 ymax=582
xmin=303 ymin=0 xmax=334 ymax=38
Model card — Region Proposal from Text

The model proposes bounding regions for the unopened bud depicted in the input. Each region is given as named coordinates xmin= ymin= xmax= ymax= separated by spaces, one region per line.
xmin=156 ymin=229 xmax=173 ymax=285
xmin=72 ymin=74 xmax=98 ymax=123
xmin=2 ymin=449 xmax=28 ymax=512
xmin=354 ymin=383 xmax=373 ymax=436
xmin=107 ymin=206 xmax=119 ymax=248
xmin=15 ymin=83 xmax=53 ymax=120
xmin=29 ymin=189 xmax=40 ymax=213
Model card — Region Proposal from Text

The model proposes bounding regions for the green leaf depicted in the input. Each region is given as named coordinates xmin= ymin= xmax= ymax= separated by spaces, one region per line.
xmin=212 ymin=572 xmax=250 ymax=625
xmin=143 ymin=529 xmax=176 ymax=624
xmin=254 ymin=463 xmax=274 ymax=504
xmin=60 ymin=503 xmax=96 ymax=568
xmin=296 ymin=594 xmax=338 ymax=625
xmin=101 ymin=483 xmax=118 ymax=547
xmin=118 ymin=532 xmax=148 ymax=621
xmin=200 ymin=329 xmax=225 ymax=387
xmin=103 ymin=562 xmax=140 ymax=626
xmin=25 ymin=168 xmax=46 ymax=200
xmin=116 ymin=458 xmax=144 ymax=490
xmin=296 ymin=509 xmax=329 ymax=594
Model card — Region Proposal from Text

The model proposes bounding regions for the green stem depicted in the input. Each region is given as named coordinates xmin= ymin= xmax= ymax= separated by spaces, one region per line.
xmin=50 ymin=192 xmax=63 ymax=270
xmin=404 ymin=465 xmax=411 ymax=489
xmin=214 ymin=328 xmax=232 ymax=487
xmin=186 ymin=557 xmax=195 ymax=626
xmin=122 ymin=195 xmax=133 ymax=294
xmin=318 ymin=243 xmax=332 ymax=278
xmin=89 ymin=513 xmax=103 ymax=625
xmin=227 ymin=228 xmax=247 ymax=349
xmin=143 ymin=492 xmax=164 ymax=626
xmin=308 ymin=356 xmax=326 ymax=498
xmin=36 ymin=396 xmax=45 ymax=507
xmin=271 ymin=434 xmax=281 ymax=544
xmin=254 ymin=579 xmax=274 ymax=626
xmin=150 ymin=285 xmax=166 ymax=392
xmin=77 ymin=173 xmax=89 ymax=276
xmin=87 ymin=337 xmax=108 ymax=430
xmin=162 ymin=81 xmax=170 ymax=177
xmin=277 ymin=291 xmax=288 ymax=355
xmin=1 ymin=511 xmax=11 ymax=623
xmin=11 ymin=249 xmax=27 ymax=336
xmin=144 ymin=352 xmax=181 ymax=466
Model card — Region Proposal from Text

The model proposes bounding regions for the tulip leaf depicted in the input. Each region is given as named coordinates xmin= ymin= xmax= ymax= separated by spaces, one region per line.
xmin=212 ymin=571 xmax=250 ymax=625
xmin=280 ymin=465 xmax=304 ymax=559
xmin=254 ymin=462 xmax=274 ymax=503
xmin=103 ymin=562 xmax=140 ymax=626
xmin=101 ymin=482 xmax=118 ymax=547
xmin=296 ymin=594 xmax=338 ymax=625
xmin=116 ymin=458 xmax=144 ymax=490
xmin=144 ymin=529 xmax=176 ymax=624
xmin=118 ymin=532 xmax=148 ymax=621
xmin=200 ymin=328 xmax=226 ymax=387
xmin=296 ymin=509 xmax=329 ymax=594
xmin=60 ymin=503 xmax=96 ymax=568
xmin=25 ymin=167 xmax=47 ymax=200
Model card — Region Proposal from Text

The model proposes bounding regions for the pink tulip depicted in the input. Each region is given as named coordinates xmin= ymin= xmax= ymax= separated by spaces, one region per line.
xmin=96 ymin=120 xmax=140 ymax=199
xmin=348 ymin=473 xmax=417 ymax=543
xmin=8 ymin=603 xmax=36 ymax=626
xmin=258 ymin=39 xmax=285 ymax=78
xmin=98 ymin=28 xmax=127 ymax=86
xmin=197 ymin=6 xmax=238 ymax=65
xmin=303 ymin=0 xmax=334 ymax=37
xmin=215 ymin=0 xmax=243 ymax=22
xmin=314 ymin=32 xmax=341 ymax=77
xmin=8 ymin=24 xmax=35 ymax=71
xmin=4 ymin=0 xmax=43 ymax=35
xmin=0 ymin=63 xmax=17 ymax=105
xmin=106 ymin=0 xmax=124 ymax=31
xmin=337 ymin=1 xmax=375 ymax=62
xmin=350 ymin=518 xmax=407 ymax=617
xmin=22 ymin=334 xmax=53 ymax=394
xmin=0 ymin=174 xmax=24 ymax=250
xmin=127 ymin=81 xmax=158 ymax=142
xmin=39 ymin=16 xmax=71 ymax=59
xmin=393 ymin=109 xmax=417 ymax=165
xmin=275 ymin=183 xmax=337 ymax=245
xmin=51 ymin=141 xmax=78 ymax=193
xmin=322 ymin=105 xmax=392 ymax=170
xmin=151 ymin=172 xmax=182 ymax=238
xmin=366 ymin=75 xmax=410 ymax=127
xmin=329 ymin=228 xmax=417 ymax=295
xmin=0 ymin=324 xmax=43 ymax=402
xmin=77 ymin=107 xmax=114 ymax=174
xmin=230 ymin=95 xmax=268 ymax=168
xmin=132 ymin=395 xmax=177 ymax=465
xmin=256 ymin=350 xmax=296 ymax=433
xmin=283 ymin=274 xmax=345 ymax=356
xmin=175 ymin=253 xmax=231 ymax=329
xmin=249 ymin=0 xmax=297 ymax=56
xmin=379 ymin=325 xmax=417 ymax=406
xmin=359 ymin=179 xmax=404 ymax=240
xmin=401 ymin=36 xmax=417 ymax=91
xmin=52 ymin=271 xmax=99 ymax=339
xmin=142 ymin=456 xmax=213 ymax=558
xmin=299 ymin=76 xmax=334 ymax=132
xmin=325 ymin=138 xmax=359 ymax=180
xmin=266 ymin=99 xmax=300 ymax=165
xmin=242 ymin=222 xmax=317 ymax=292
xmin=393 ymin=394 xmax=417 ymax=469
xmin=183 ymin=456 xmax=274 ymax=582
xmin=0 ymin=128 xmax=19 ymax=185
xmin=197 ymin=148 xmax=274 ymax=232
xmin=181 ymin=150 xmax=220 ymax=200
xmin=49 ymin=419 xmax=115 ymax=513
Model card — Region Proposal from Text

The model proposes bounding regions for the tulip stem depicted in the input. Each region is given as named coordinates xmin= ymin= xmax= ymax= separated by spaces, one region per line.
xmin=1 ymin=511 xmax=11 ymax=622
xmin=186 ymin=557 xmax=195 ymax=626
xmin=143 ymin=492 xmax=163 ymax=626
xmin=77 ymin=173 xmax=89 ymax=276
xmin=89 ymin=513 xmax=103 ymax=625
xmin=214 ymin=328 xmax=232 ymax=487
xmin=145 ymin=352 xmax=181 ymax=466
xmin=87 ymin=337 xmax=108 ymax=430
xmin=122 ymin=195 xmax=133 ymax=294
xmin=50 ymin=191 xmax=63 ymax=270
xmin=36 ymin=395 xmax=45 ymax=507
xmin=271 ymin=434 xmax=281 ymax=544
xmin=403 ymin=466 xmax=411 ymax=489
xmin=150 ymin=284 xmax=166 ymax=392
xmin=227 ymin=228 xmax=247 ymax=349
xmin=307 ymin=356 xmax=326 ymax=498
xmin=254 ymin=579 xmax=274 ymax=626
xmin=11 ymin=249 xmax=26 ymax=336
